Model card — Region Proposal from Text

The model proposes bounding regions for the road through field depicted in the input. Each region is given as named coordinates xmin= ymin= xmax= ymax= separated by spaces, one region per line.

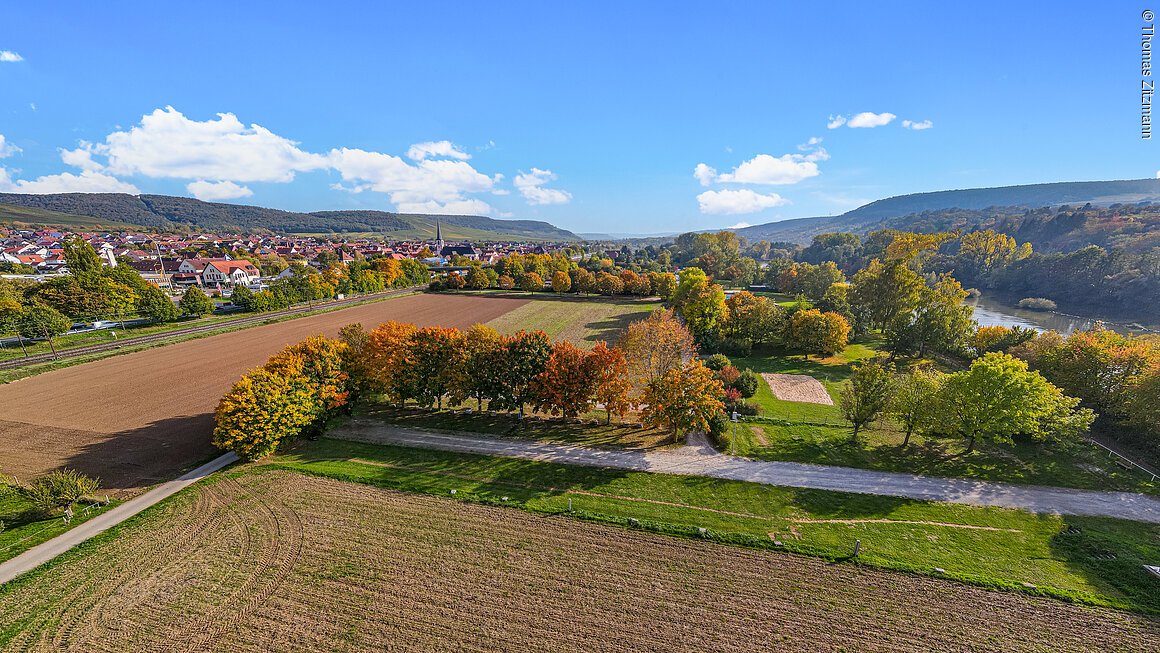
xmin=0 ymin=293 xmax=526 ymax=495
xmin=336 ymin=422 xmax=1160 ymax=522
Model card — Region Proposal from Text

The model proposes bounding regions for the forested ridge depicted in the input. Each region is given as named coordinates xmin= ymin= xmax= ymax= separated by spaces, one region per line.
xmin=0 ymin=192 xmax=578 ymax=239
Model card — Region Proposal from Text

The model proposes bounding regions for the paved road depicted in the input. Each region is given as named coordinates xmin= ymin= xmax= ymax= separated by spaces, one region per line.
xmin=337 ymin=421 xmax=1160 ymax=523
xmin=0 ymin=452 xmax=238 ymax=585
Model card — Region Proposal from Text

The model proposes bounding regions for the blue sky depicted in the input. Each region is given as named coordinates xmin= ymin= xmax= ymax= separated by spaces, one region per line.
xmin=0 ymin=2 xmax=1152 ymax=234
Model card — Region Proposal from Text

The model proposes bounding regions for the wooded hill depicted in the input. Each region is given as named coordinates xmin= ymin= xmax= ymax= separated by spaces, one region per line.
xmin=735 ymin=179 xmax=1160 ymax=246
xmin=0 ymin=193 xmax=580 ymax=241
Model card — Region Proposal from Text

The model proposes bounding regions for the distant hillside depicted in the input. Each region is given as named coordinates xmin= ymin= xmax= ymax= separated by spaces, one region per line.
xmin=734 ymin=179 xmax=1160 ymax=244
xmin=0 ymin=193 xmax=579 ymax=241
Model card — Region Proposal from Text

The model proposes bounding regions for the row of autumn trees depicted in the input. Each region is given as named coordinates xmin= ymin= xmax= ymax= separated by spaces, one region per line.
xmin=431 ymin=264 xmax=678 ymax=299
xmin=213 ymin=310 xmax=730 ymax=460
xmin=230 ymin=257 xmax=428 ymax=313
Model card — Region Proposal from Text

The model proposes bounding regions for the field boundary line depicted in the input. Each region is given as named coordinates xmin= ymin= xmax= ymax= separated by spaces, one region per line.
xmin=0 ymin=452 xmax=238 ymax=585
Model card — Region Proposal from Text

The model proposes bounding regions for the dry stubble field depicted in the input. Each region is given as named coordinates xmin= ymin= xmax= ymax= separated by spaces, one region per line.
xmin=0 ymin=293 xmax=526 ymax=495
xmin=1 ymin=469 xmax=1156 ymax=653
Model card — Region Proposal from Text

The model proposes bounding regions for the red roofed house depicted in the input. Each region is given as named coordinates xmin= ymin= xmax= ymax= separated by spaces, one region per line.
xmin=200 ymin=260 xmax=260 ymax=286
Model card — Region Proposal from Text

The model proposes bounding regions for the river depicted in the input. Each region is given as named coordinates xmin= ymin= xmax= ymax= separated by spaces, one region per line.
xmin=968 ymin=295 xmax=1158 ymax=336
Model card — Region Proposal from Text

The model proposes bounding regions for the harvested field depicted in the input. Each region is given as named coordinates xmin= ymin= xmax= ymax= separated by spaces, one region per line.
xmin=761 ymin=372 xmax=834 ymax=405
xmin=485 ymin=295 xmax=656 ymax=348
xmin=0 ymin=470 xmax=1155 ymax=652
xmin=0 ymin=294 xmax=525 ymax=495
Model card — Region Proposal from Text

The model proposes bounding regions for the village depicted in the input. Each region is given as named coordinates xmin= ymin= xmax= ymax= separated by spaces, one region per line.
xmin=0 ymin=223 xmax=578 ymax=294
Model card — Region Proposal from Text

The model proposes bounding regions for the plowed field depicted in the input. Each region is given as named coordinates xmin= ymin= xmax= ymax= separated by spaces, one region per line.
xmin=0 ymin=294 xmax=525 ymax=494
xmin=1 ymin=471 xmax=1155 ymax=652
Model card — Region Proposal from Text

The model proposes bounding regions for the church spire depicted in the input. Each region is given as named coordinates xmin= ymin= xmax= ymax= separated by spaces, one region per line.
xmin=435 ymin=220 xmax=444 ymax=257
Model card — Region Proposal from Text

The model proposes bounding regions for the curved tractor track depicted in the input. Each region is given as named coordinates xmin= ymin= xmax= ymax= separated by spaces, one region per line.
xmin=0 ymin=287 xmax=420 ymax=371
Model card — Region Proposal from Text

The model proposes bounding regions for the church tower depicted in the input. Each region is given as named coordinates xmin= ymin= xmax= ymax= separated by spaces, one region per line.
xmin=435 ymin=220 xmax=444 ymax=257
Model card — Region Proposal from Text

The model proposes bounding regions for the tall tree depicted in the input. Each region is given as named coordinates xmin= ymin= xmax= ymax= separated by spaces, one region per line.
xmin=493 ymin=330 xmax=552 ymax=417
xmin=888 ymin=367 xmax=944 ymax=447
xmin=641 ymin=359 xmax=725 ymax=443
xmin=551 ymin=270 xmax=572 ymax=293
xmin=452 ymin=323 xmax=504 ymax=410
xmin=137 ymin=285 xmax=179 ymax=322
xmin=588 ymin=342 xmax=633 ymax=424
xmin=786 ymin=309 xmax=850 ymax=359
xmin=937 ymin=353 xmax=1093 ymax=453
xmin=618 ymin=309 xmax=697 ymax=391
xmin=839 ymin=360 xmax=895 ymax=442
xmin=62 ymin=235 xmax=103 ymax=276
xmin=535 ymin=340 xmax=597 ymax=418
xmin=178 ymin=286 xmax=215 ymax=317
xmin=672 ymin=267 xmax=726 ymax=342
xmin=364 ymin=321 xmax=419 ymax=405
xmin=16 ymin=303 xmax=72 ymax=358
xmin=849 ymin=258 xmax=924 ymax=332
xmin=406 ymin=326 xmax=466 ymax=409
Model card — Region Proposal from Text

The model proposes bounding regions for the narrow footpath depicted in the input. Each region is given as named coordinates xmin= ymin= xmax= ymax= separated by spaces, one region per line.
xmin=0 ymin=453 xmax=238 ymax=585
xmin=337 ymin=421 xmax=1160 ymax=524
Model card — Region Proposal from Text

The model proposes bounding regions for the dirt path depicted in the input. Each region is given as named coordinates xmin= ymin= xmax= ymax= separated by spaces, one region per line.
xmin=761 ymin=373 xmax=833 ymax=404
xmin=334 ymin=422 xmax=1160 ymax=523
xmin=0 ymin=293 xmax=527 ymax=495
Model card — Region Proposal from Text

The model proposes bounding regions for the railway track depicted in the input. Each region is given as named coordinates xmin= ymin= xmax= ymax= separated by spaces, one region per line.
xmin=0 ymin=286 xmax=419 ymax=371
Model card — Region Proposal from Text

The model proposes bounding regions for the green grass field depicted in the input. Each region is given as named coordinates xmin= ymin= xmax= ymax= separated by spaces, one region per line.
xmin=0 ymin=493 xmax=118 ymax=564
xmin=723 ymin=342 xmax=1159 ymax=494
xmin=484 ymin=294 xmax=657 ymax=347
xmin=268 ymin=437 xmax=1160 ymax=614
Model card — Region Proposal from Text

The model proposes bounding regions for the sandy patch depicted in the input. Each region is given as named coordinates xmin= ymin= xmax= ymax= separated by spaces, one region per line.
xmin=749 ymin=426 xmax=769 ymax=446
xmin=761 ymin=373 xmax=834 ymax=405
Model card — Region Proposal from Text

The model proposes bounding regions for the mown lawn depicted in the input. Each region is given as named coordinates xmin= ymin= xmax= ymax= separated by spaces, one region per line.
xmin=484 ymin=295 xmax=657 ymax=347
xmin=268 ymin=437 xmax=1160 ymax=615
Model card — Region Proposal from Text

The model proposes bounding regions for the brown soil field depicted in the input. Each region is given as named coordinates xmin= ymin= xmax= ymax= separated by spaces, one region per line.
xmin=0 ymin=294 xmax=526 ymax=495
xmin=761 ymin=372 xmax=834 ymax=405
xmin=1 ymin=470 xmax=1155 ymax=652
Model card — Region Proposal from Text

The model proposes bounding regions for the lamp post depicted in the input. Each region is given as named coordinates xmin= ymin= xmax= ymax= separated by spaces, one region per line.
xmin=730 ymin=411 xmax=739 ymax=456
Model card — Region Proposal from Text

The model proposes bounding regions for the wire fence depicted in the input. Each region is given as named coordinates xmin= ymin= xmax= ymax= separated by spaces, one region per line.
xmin=1085 ymin=438 xmax=1158 ymax=482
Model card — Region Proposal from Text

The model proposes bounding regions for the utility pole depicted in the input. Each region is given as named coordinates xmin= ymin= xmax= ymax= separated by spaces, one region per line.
xmin=731 ymin=411 xmax=739 ymax=455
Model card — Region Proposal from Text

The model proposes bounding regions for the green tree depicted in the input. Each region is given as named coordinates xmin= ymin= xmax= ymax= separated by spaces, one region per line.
xmin=887 ymin=275 xmax=974 ymax=357
xmin=839 ymin=360 xmax=895 ymax=441
xmin=62 ymin=235 xmax=103 ymax=276
xmin=672 ymin=267 xmax=726 ymax=344
xmin=938 ymin=353 xmax=1094 ymax=453
xmin=786 ymin=309 xmax=850 ymax=359
xmin=493 ymin=330 xmax=552 ymax=416
xmin=888 ymin=367 xmax=944 ymax=447
xmin=465 ymin=266 xmax=490 ymax=290
xmin=230 ymin=284 xmax=255 ymax=310
xmin=850 ymin=259 xmax=924 ymax=332
xmin=179 ymin=286 xmax=215 ymax=317
xmin=16 ymin=302 xmax=72 ymax=357
xmin=137 ymin=285 xmax=179 ymax=322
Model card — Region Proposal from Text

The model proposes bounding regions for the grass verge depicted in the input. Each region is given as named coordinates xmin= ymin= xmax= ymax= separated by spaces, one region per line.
xmin=0 ymin=493 xmax=119 ymax=564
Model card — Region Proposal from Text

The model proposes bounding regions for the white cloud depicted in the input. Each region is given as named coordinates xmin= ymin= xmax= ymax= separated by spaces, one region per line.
xmin=714 ymin=153 xmax=822 ymax=185
xmin=66 ymin=106 xmax=328 ymax=183
xmin=0 ymin=51 xmax=23 ymax=63
xmin=693 ymin=163 xmax=717 ymax=187
xmin=800 ymin=136 xmax=823 ymax=149
xmin=186 ymin=180 xmax=253 ymax=201
xmin=902 ymin=119 xmax=933 ymax=130
xmin=513 ymin=168 xmax=572 ymax=205
xmin=395 ymin=198 xmax=494 ymax=215
xmin=0 ymin=134 xmax=20 ymax=158
xmin=828 ymin=112 xmax=898 ymax=129
xmin=0 ymin=168 xmax=140 ymax=194
xmin=727 ymin=222 xmax=752 ymax=229
xmin=328 ymin=147 xmax=497 ymax=213
xmin=406 ymin=140 xmax=470 ymax=161
xmin=846 ymin=111 xmax=896 ymax=128
xmin=696 ymin=189 xmax=789 ymax=215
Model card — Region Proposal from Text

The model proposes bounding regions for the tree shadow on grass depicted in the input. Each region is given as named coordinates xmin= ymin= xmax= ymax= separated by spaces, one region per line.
xmin=1047 ymin=516 xmax=1160 ymax=614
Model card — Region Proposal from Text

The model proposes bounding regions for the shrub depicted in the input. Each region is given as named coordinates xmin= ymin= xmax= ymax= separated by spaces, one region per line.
xmin=704 ymin=354 xmax=731 ymax=371
xmin=733 ymin=368 xmax=760 ymax=398
xmin=1017 ymin=297 xmax=1057 ymax=311
xmin=716 ymin=365 xmax=741 ymax=386
xmin=719 ymin=337 xmax=753 ymax=357
xmin=707 ymin=410 xmax=730 ymax=448
xmin=18 ymin=469 xmax=100 ymax=515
